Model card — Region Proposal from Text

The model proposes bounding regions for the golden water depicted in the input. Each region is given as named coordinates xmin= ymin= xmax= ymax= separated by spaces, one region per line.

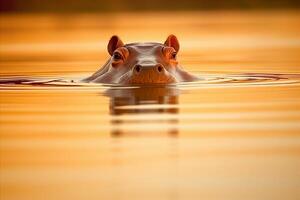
xmin=1 ymin=11 xmax=300 ymax=200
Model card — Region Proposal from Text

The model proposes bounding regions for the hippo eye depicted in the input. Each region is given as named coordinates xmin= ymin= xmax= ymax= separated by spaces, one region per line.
xmin=171 ymin=52 xmax=177 ymax=60
xmin=113 ymin=52 xmax=123 ymax=60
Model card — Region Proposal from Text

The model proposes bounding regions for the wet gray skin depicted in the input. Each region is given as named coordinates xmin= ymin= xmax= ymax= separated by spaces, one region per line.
xmin=83 ymin=34 xmax=199 ymax=84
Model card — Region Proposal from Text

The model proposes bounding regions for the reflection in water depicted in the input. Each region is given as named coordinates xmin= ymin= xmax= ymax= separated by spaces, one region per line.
xmin=106 ymin=86 xmax=181 ymax=199
xmin=105 ymin=86 xmax=180 ymax=137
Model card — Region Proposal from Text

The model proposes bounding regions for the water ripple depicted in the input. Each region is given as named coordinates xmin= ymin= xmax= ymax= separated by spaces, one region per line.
xmin=1 ymin=73 xmax=300 ymax=89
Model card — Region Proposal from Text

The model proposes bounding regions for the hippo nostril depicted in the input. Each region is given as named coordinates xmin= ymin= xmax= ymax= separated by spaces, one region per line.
xmin=157 ymin=65 xmax=163 ymax=73
xmin=135 ymin=65 xmax=141 ymax=73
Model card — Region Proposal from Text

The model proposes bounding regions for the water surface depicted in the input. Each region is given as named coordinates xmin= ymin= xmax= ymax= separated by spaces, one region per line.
xmin=1 ymin=11 xmax=300 ymax=200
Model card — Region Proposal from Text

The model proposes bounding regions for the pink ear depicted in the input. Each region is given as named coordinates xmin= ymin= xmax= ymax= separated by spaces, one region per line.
xmin=107 ymin=35 xmax=124 ymax=55
xmin=164 ymin=34 xmax=180 ymax=52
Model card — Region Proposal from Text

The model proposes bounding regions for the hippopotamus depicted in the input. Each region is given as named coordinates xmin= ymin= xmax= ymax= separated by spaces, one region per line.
xmin=83 ymin=34 xmax=198 ymax=84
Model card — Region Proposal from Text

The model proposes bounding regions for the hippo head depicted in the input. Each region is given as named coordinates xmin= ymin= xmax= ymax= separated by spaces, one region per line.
xmin=85 ymin=34 xmax=198 ymax=84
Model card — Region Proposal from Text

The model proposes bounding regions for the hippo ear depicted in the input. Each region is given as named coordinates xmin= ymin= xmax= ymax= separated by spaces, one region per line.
xmin=164 ymin=34 xmax=180 ymax=52
xmin=107 ymin=35 xmax=124 ymax=56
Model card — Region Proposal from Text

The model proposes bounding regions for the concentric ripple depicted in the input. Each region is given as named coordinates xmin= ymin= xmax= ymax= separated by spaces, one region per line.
xmin=0 ymin=73 xmax=300 ymax=89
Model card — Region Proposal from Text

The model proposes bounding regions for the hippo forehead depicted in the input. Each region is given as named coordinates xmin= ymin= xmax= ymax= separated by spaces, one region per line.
xmin=124 ymin=42 xmax=164 ymax=54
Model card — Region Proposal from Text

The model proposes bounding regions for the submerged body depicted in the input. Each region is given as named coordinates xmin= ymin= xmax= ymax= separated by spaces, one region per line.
xmin=84 ymin=35 xmax=198 ymax=84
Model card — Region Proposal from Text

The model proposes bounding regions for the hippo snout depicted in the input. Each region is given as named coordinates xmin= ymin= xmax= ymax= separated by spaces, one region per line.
xmin=133 ymin=64 xmax=165 ymax=74
xmin=117 ymin=63 xmax=176 ymax=84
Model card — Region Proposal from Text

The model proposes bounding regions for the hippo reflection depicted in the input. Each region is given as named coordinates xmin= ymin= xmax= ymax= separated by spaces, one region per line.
xmin=105 ymin=86 xmax=179 ymax=136
xmin=84 ymin=34 xmax=198 ymax=84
